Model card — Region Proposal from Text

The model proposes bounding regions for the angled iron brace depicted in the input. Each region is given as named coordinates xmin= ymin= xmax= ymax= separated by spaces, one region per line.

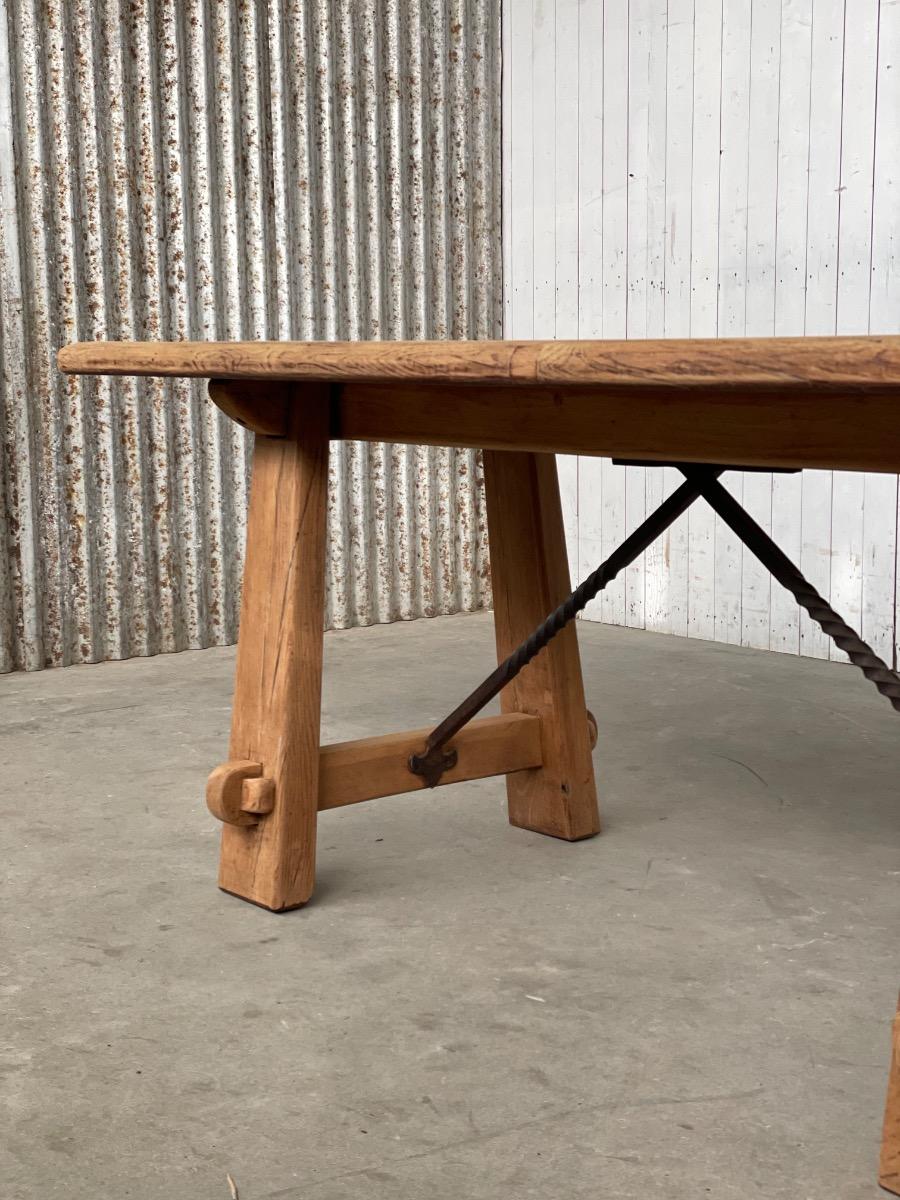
xmin=410 ymin=464 xmax=900 ymax=788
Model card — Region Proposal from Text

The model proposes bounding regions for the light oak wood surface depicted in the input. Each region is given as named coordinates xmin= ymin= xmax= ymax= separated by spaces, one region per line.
xmin=318 ymin=713 xmax=543 ymax=811
xmin=59 ymin=335 xmax=900 ymax=388
xmin=207 ymin=714 xmax=541 ymax=822
xmin=216 ymin=387 xmax=330 ymax=911
xmin=206 ymin=760 xmax=266 ymax=827
xmin=882 ymin=995 xmax=900 ymax=1194
xmin=62 ymin=335 xmax=900 ymax=1185
xmin=483 ymin=450 xmax=600 ymax=840
xmin=335 ymin=380 xmax=900 ymax=473
xmin=61 ymin=337 xmax=900 ymax=472
xmin=207 ymin=379 xmax=292 ymax=436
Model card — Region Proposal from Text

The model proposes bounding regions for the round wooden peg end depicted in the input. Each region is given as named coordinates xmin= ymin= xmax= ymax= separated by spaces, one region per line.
xmin=206 ymin=759 xmax=265 ymax=827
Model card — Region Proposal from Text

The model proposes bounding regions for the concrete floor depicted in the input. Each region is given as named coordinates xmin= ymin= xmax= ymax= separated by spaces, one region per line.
xmin=2 ymin=612 xmax=898 ymax=1199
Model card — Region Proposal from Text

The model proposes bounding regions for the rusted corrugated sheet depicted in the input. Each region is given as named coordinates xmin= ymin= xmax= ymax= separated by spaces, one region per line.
xmin=0 ymin=0 xmax=500 ymax=671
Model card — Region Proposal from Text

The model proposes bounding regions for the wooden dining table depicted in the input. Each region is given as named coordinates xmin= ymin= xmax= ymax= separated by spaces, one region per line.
xmin=59 ymin=334 xmax=900 ymax=1188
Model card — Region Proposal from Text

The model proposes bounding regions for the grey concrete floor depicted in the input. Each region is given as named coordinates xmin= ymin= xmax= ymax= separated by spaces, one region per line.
xmin=2 ymin=612 xmax=898 ymax=1199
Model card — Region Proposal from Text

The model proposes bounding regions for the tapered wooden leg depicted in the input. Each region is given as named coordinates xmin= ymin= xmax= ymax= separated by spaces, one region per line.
xmin=482 ymin=450 xmax=600 ymax=840
xmin=881 ymin=995 xmax=900 ymax=1193
xmin=216 ymin=389 xmax=330 ymax=911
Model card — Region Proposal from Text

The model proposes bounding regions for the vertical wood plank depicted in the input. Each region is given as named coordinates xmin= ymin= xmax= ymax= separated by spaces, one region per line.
xmin=578 ymin=0 xmax=604 ymax=341
xmin=533 ymin=0 xmax=557 ymax=338
xmin=218 ymin=390 xmax=330 ymax=911
xmin=866 ymin=3 xmax=900 ymax=669
xmin=871 ymin=0 xmax=900 ymax=340
xmin=769 ymin=469 xmax=803 ymax=655
xmin=573 ymin=0 xmax=602 ymax=609
xmin=717 ymin=0 xmax=751 ymax=338
xmin=830 ymin=470 xmax=865 ymax=663
xmin=665 ymin=466 xmax=690 ymax=638
xmin=646 ymin=0 xmax=668 ymax=339
xmin=556 ymin=0 xmax=581 ymax=588
xmin=871 ymin=0 xmax=900 ymax=669
xmin=603 ymin=0 xmax=629 ymax=340
xmin=715 ymin=472 xmax=744 ymax=646
xmin=644 ymin=466 xmax=668 ymax=634
xmin=555 ymin=0 xmax=580 ymax=339
xmin=804 ymin=0 xmax=844 ymax=336
xmin=627 ymin=0 xmax=651 ymax=342
xmin=775 ymin=0 xmax=813 ymax=337
xmin=574 ymin=0 xmax=603 ymax=614
xmin=592 ymin=1 xmax=630 ymax=628
xmin=799 ymin=0 xmax=844 ymax=660
xmin=862 ymin=473 xmax=898 ymax=664
xmin=687 ymin=0 xmax=722 ymax=642
xmin=740 ymin=2 xmax=781 ymax=651
xmin=600 ymin=459 xmax=627 ymax=625
xmin=509 ymin=0 xmax=535 ymax=339
xmin=769 ymin=0 xmax=812 ymax=656
xmin=558 ymin=452 xmax=580 ymax=588
xmin=658 ymin=2 xmax=693 ymax=636
xmin=740 ymin=474 xmax=773 ymax=651
xmin=579 ymin=456 xmax=603 ymax=622
xmin=799 ymin=469 xmax=834 ymax=660
xmin=643 ymin=0 xmax=669 ymax=633
xmin=689 ymin=0 xmax=722 ymax=339
xmin=623 ymin=0 xmax=653 ymax=631
xmin=663 ymin=0 xmax=693 ymax=338
xmin=483 ymin=449 xmax=600 ymax=841
xmin=836 ymin=0 xmax=879 ymax=337
xmin=831 ymin=0 xmax=879 ymax=661
xmin=744 ymin=1 xmax=781 ymax=337
xmin=624 ymin=464 xmax=647 ymax=629
xmin=714 ymin=1 xmax=752 ymax=646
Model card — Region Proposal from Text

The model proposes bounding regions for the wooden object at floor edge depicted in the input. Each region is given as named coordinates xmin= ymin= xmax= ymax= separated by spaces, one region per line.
xmin=881 ymin=994 xmax=900 ymax=1194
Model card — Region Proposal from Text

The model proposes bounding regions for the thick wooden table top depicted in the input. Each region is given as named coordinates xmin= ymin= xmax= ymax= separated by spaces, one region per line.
xmin=59 ymin=335 xmax=900 ymax=473
xmin=59 ymin=335 xmax=900 ymax=388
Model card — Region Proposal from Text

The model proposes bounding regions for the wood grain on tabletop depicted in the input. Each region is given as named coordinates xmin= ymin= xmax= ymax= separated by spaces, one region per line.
xmin=58 ymin=335 xmax=900 ymax=388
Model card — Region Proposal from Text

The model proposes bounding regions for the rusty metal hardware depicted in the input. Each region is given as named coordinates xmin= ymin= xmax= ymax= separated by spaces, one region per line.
xmin=409 ymin=463 xmax=900 ymax=789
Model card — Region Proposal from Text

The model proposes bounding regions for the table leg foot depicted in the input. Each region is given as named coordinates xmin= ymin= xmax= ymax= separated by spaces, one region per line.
xmin=213 ymin=385 xmax=330 ymax=911
xmin=483 ymin=449 xmax=600 ymax=841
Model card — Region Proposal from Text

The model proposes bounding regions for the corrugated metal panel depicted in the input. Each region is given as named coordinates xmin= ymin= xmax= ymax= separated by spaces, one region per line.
xmin=0 ymin=0 xmax=500 ymax=672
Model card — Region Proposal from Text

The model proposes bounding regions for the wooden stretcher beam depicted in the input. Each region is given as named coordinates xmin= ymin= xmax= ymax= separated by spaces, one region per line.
xmin=206 ymin=713 xmax=545 ymax=827
xmin=317 ymin=712 xmax=543 ymax=810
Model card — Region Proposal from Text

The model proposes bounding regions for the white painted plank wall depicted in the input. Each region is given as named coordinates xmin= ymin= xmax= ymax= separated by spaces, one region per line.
xmin=502 ymin=0 xmax=900 ymax=666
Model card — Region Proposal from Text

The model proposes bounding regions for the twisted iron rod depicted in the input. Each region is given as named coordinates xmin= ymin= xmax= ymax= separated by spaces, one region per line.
xmin=690 ymin=470 xmax=900 ymax=713
xmin=409 ymin=470 xmax=720 ymax=785
xmin=409 ymin=463 xmax=900 ymax=789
